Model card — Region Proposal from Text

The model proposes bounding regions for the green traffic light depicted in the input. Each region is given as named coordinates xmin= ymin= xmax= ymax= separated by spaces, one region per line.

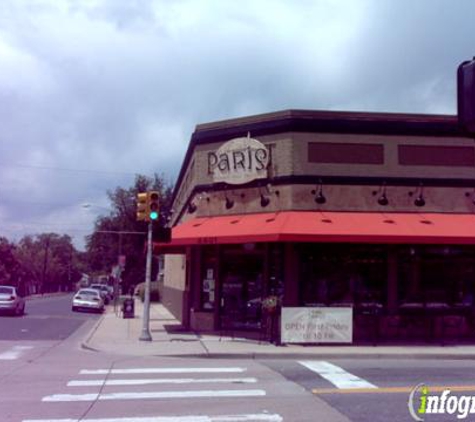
xmin=150 ymin=211 xmax=159 ymax=220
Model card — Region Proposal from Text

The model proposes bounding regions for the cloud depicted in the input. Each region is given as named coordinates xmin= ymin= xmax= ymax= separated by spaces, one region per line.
xmin=0 ymin=0 xmax=474 ymax=248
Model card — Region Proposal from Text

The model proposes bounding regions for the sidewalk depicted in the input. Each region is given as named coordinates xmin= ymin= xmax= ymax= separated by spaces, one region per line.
xmin=83 ymin=298 xmax=475 ymax=359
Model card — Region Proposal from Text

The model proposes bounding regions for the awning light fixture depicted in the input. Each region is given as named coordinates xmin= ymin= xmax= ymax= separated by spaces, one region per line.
xmin=311 ymin=180 xmax=326 ymax=205
xmin=373 ymin=182 xmax=389 ymax=206
xmin=225 ymin=195 xmax=235 ymax=210
xmin=188 ymin=202 xmax=197 ymax=213
xmin=260 ymin=193 xmax=270 ymax=207
xmin=409 ymin=184 xmax=426 ymax=207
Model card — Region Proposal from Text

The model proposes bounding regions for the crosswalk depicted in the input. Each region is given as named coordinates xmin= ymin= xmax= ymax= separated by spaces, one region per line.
xmin=298 ymin=360 xmax=377 ymax=390
xmin=23 ymin=364 xmax=284 ymax=422
xmin=0 ymin=345 xmax=33 ymax=360
xmin=20 ymin=360 xmax=380 ymax=421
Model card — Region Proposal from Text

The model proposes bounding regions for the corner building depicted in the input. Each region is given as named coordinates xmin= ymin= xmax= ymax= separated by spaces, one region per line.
xmin=157 ymin=109 xmax=475 ymax=344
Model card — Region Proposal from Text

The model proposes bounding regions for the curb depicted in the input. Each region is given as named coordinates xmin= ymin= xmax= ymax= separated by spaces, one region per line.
xmin=145 ymin=351 xmax=475 ymax=360
xmin=80 ymin=311 xmax=108 ymax=353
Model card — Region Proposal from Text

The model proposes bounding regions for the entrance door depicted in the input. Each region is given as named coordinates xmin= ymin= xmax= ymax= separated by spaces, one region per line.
xmin=220 ymin=251 xmax=264 ymax=330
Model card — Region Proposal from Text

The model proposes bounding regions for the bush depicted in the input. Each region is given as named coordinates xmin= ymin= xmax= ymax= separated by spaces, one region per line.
xmin=134 ymin=281 xmax=160 ymax=302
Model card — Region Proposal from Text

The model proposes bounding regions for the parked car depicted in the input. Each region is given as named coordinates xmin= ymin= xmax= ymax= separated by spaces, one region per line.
xmin=0 ymin=285 xmax=25 ymax=316
xmin=89 ymin=284 xmax=111 ymax=304
xmin=72 ymin=288 xmax=104 ymax=313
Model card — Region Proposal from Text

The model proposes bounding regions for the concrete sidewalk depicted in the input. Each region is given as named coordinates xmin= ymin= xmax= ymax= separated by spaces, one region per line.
xmin=82 ymin=298 xmax=475 ymax=359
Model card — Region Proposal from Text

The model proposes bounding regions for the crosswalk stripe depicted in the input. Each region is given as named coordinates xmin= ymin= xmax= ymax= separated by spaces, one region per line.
xmin=0 ymin=345 xmax=33 ymax=360
xmin=68 ymin=377 xmax=258 ymax=387
xmin=298 ymin=360 xmax=377 ymax=389
xmin=42 ymin=389 xmax=267 ymax=402
xmin=80 ymin=367 xmax=246 ymax=375
xmin=23 ymin=413 xmax=283 ymax=422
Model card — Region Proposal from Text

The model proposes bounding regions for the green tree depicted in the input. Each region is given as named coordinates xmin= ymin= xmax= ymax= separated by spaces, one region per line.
xmin=85 ymin=174 xmax=173 ymax=293
xmin=15 ymin=233 xmax=82 ymax=293
xmin=0 ymin=237 xmax=20 ymax=285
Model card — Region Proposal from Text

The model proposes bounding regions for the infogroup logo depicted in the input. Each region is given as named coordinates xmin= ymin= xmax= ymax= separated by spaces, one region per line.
xmin=408 ymin=383 xmax=475 ymax=420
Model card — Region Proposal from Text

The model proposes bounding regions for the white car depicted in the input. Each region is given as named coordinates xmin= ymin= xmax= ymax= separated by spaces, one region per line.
xmin=72 ymin=288 xmax=105 ymax=313
xmin=89 ymin=284 xmax=111 ymax=304
xmin=0 ymin=285 xmax=25 ymax=316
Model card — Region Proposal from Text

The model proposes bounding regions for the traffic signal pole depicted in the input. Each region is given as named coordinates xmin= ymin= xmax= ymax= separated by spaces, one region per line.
xmin=139 ymin=220 xmax=153 ymax=341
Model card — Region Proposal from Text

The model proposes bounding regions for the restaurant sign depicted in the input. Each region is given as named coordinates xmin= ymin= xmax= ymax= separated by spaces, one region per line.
xmin=281 ymin=307 xmax=353 ymax=344
xmin=207 ymin=135 xmax=270 ymax=185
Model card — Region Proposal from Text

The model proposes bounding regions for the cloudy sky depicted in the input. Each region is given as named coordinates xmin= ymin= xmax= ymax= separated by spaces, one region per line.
xmin=0 ymin=0 xmax=474 ymax=249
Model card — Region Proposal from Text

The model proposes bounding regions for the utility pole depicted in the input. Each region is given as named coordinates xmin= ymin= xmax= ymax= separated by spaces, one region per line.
xmin=68 ymin=243 xmax=72 ymax=292
xmin=139 ymin=220 xmax=153 ymax=341
xmin=41 ymin=236 xmax=50 ymax=295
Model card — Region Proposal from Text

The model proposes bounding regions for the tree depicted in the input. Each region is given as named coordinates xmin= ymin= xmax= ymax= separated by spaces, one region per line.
xmin=0 ymin=237 xmax=20 ymax=286
xmin=15 ymin=233 xmax=82 ymax=293
xmin=85 ymin=174 xmax=173 ymax=293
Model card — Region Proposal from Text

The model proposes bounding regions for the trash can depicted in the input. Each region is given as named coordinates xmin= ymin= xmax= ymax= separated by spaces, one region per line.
xmin=122 ymin=298 xmax=135 ymax=319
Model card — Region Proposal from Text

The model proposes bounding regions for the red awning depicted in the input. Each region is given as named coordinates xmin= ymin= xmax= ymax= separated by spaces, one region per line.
xmin=155 ymin=211 xmax=475 ymax=251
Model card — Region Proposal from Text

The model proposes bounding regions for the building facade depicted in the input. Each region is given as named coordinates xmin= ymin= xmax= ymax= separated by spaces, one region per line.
xmin=158 ymin=109 xmax=475 ymax=344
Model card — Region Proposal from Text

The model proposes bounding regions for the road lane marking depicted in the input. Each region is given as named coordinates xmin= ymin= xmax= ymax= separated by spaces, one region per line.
xmin=80 ymin=367 xmax=247 ymax=375
xmin=0 ymin=345 xmax=33 ymax=360
xmin=68 ymin=377 xmax=258 ymax=386
xmin=42 ymin=389 xmax=266 ymax=402
xmin=312 ymin=385 xmax=475 ymax=395
xmin=23 ymin=413 xmax=283 ymax=422
xmin=298 ymin=360 xmax=377 ymax=390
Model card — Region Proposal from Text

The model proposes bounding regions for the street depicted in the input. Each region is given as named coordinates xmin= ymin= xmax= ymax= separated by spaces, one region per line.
xmin=264 ymin=358 xmax=475 ymax=421
xmin=1 ymin=295 xmax=475 ymax=421
xmin=0 ymin=294 xmax=100 ymax=341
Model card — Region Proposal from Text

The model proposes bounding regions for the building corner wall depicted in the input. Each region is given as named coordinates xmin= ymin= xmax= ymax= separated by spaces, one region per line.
xmin=162 ymin=254 xmax=187 ymax=322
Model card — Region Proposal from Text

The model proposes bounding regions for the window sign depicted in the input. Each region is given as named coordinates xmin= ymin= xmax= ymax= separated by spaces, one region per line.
xmin=281 ymin=307 xmax=353 ymax=344
xmin=203 ymin=278 xmax=215 ymax=292
xmin=202 ymin=267 xmax=215 ymax=310
xmin=207 ymin=135 xmax=270 ymax=185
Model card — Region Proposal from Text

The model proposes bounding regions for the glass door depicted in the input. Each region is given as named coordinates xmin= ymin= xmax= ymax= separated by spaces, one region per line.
xmin=220 ymin=249 xmax=264 ymax=330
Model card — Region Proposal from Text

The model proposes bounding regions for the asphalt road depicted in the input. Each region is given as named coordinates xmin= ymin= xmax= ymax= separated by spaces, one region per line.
xmin=0 ymin=342 xmax=343 ymax=421
xmin=0 ymin=295 xmax=344 ymax=422
xmin=263 ymin=358 xmax=475 ymax=421
xmin=2 ymin=296 xmax=475 ymax=421
xmin=0 ymin=293 xmax=100 ymax=341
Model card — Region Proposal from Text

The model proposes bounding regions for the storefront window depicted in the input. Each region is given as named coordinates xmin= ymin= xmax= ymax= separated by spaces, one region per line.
xmin=298 ymin=244 xmax=387 ymax=307
xmin=398 ymin=245 xmax=475 ymax=305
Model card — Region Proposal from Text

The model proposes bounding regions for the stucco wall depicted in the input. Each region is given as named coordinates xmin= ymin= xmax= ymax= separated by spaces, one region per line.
xmin=172 ymin=131 xmax=475 ymax=218
xmin=163 ymin=124 xmax=475 ymax=322
xmin=163 ymin=254 xmax=186 ymax=290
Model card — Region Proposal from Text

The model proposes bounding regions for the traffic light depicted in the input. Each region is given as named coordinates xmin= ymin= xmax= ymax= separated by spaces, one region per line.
xmin=136 ymin=191 xmax=160 ymax=222
xmin=149 ymin=191 xmax=159 ymax=221
xmin=136 ymin=192 xmax=148 ymax=221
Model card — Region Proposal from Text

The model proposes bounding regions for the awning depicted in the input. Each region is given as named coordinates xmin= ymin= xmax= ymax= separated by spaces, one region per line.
xmin=155 ymin=211 xmax=475 ymax=251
